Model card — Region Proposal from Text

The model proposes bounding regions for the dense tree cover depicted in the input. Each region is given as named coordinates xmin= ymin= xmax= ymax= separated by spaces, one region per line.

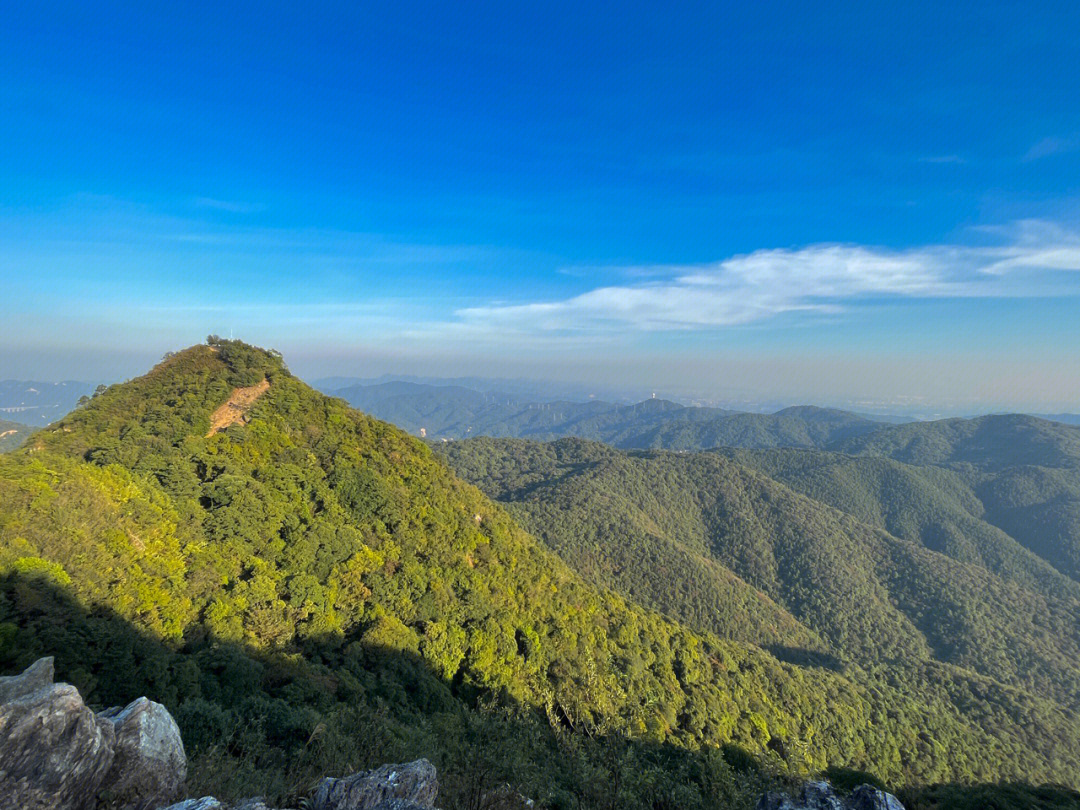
xmin=441 ymin=437 xmax=1080 ymax=707
xmin=720 ymin=448 xmax=1080 ymax=603
xmin=335 ymin=382 xmax=893 ymax=450
xmin=834 ymin=414 xmax=1080 ymax=471
xmin=831 ymin=417 xmax=1080 ymax=585
xmin=3 ymin=341 xmax=1080 ymax=807
xmin=900 ymin=782 xmax=1080 ymax=810
xmin=438 ymin=436 xmax=823 ymax=651
xmin=439 ymin=437 xmax=1080 ymax=748
xmin=0 ymin=417 xmax=32 ymax=452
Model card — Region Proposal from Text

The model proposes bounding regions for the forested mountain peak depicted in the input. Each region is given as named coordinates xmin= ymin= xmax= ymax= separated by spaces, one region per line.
xmin=833 ymin=413 xmax=1080 ymax=469
xmin=0 ymin=418 xmax=32 ymax=453
xmin=5 ymin=340 xmax=1080 ymax=806
xmin=332 ymin=381 xmax=891 ymax=450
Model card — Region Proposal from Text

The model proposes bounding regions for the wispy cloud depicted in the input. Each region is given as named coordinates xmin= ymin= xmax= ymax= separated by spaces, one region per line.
xmin=917 ymin=154 xmax=966 ymax=164
xmin=193 ymin=197 xmax=268 ymax=214
xmin=1022 ymin=136 xmax=1080 ymax=162
xmin=455 ymin=221 xmax=1080 ymax=334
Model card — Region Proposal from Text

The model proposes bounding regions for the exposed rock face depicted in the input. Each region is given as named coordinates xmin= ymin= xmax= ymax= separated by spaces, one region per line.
xmin=0 ymin=655 xmax=55 ymax=703
xmin=159 ymin=800 xmax=223 ymax=810
xmin=757 ymin=794 xmax=798 ymax=810
xmin=312 ymin=759 xmax=438 ymax=810
xmin=99 ymin=696 xmax=188 ymax=809
xmin=0 ymin=657 xmax=191 ymax=810
xmin=157 ymin=798 xmax=294 ymax=810
xmin=757 ymin=782 xmax=905 ymax=810
xmin=849 ymin=785 xmax=905 ymax=810
xmin=0 ymin=662 xmax=116 ymax=810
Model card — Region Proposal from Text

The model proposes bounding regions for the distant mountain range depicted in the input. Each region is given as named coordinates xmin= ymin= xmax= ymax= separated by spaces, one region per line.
xmin=0 ymin=418 xmax=32 ymax=452
xmin=327 ymin=380 xmax=911 ymax=449
xmin=328 ymin=379 xmax=1080 ymax=451
xmin=0 ymin=380 xmax=95 ymax=426
xmin=4 ymin=343 xmax=1080 ymax=807
xmin=314 ymin=374 xmax=646 ymax=404
xmin=439 ymin=412 xmax=1080 ymax=752
xmin=1034 ymin=413 xmax=1080 ymax=426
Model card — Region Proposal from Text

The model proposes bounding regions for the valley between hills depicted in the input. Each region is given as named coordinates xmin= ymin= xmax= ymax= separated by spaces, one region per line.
xmin=3 ymin=339 xmax=1080 ymax=809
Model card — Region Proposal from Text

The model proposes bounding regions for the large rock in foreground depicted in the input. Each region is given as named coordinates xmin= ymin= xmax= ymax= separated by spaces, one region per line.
xmin=849 ymin=785 xmax=905 ymax=810
xmin=99 ymin=696 xmax=188 ymax=809
xmin=0 ymin=656 xmax=56 ymax=703
xmin=0 ymin=658 xmax=116 ymax=810
xmin=0 ymin=657 xmax=189 ymax=810
xmin=757 ymin=782 xmax=905 ymax=810
xmin=158 ymin=796 xmax=297 ymax=810
xmin=312 ymin=759 xmax=438 ymax=810
xmin=159 ymin=800 xmax=224 ymax=810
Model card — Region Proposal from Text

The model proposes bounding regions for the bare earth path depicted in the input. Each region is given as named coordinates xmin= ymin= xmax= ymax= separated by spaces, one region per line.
xmin=205 ymin=378 xmax=270 ymax=436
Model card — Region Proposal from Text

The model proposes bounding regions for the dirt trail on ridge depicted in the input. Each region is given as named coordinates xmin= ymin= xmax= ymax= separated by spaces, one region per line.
xmin=205 ymin=379 xmax=270 ymax=436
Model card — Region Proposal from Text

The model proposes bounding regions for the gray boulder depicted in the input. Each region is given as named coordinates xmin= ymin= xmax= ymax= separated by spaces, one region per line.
xmin=312 ymin=759 xmax=438 ymax=810
xmin=156 ymin=798 xmax=297 ymax=810
xmin=0 ymin=662 xmax=116 ymax=810
xmin=0 ymin=656 xmax=55 ymax=703
xmin=757 ymin=782 xmax=905 ymax=810
xmin=98 ymin=696 xmax=188 ymax=809
xmin=800 ymin=781 xmax=844 ymax=810
xmin=757 ymin=794 xmax=798 ymax=810
xmin=156 ymin=799 xmax=298 ymax=810
xmin=849 ymin=785 xmax=905 ymax=810
xmin=158 ymin=800 xmax=223 ymax=810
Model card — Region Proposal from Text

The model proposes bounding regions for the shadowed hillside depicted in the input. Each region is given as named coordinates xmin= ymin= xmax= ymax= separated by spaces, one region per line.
xmin=831 ymin=416 xmax=1080 ymax=584
xmin=4 ymin=340 xmax=1080 ymax=805
xmin=440 ymin=436 xmax=1080 ymax=711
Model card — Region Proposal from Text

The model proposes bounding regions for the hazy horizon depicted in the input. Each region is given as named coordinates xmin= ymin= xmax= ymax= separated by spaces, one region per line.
xmin=3 ymin=2 xmax=1079 ymax=414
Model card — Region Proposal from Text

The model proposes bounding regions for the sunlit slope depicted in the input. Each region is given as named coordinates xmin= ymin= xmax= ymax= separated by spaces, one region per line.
xmin=441 ymin=437 xmax=1080 ymax=709
xmin=833 ymin=416 xmax=1080 ymax=583
xmin=0 ymin=341 xmax=1076 ymax=790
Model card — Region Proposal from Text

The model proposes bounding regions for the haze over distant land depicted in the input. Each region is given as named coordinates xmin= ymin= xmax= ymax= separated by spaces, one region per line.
xmin=3 ymin=2 xmax=1080 ymax=411
xmin=6 ymin=2 xmax=1080 ymax=807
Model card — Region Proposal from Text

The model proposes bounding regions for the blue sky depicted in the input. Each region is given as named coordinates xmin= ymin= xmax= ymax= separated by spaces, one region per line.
xmin=2 ymin=1 xmax=1079 ymax=412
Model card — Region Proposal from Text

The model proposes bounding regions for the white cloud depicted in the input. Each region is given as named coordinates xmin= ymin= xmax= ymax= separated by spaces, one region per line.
xmin=456 ymin=221 xmax=1080 ymax=333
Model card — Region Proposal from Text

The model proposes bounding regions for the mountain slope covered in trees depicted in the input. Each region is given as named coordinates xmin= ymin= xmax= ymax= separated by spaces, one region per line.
xmin=2 ymin=342 xmax=1080 ymax=807
xmin=439 ymin=438 xmax=1080 ymax=707
xmin=0 ymin=418 xmax=32 ymax=452
xmin=332 ymin=382 xmax=898 ymax=450
xmin=831 ymin=416 xmax=1080 ymax=584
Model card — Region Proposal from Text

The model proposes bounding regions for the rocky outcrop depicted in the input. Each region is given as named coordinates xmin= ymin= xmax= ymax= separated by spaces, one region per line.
xmin=0 ymin=658 xmax=117 ymax=810
xmin=159 ymin=800 xmax=224 ymax=810
xmin=849 ymin=785 xmax=905 ymax=810
xmin=158 ymin=797 xmax=295 ymax=810
xmin=757 ymin=781 xmax=905 ymax=810
xmin=0 ymin=655 xmax=55 ymax=703
xmin=160 ymin=759 xmax=440 ymax=810
xmin=99 ymin=697 xmax=188 ymax=809
xmin=0 ymin=657 xmax=189 ymax=810
xmin=312 ymin=759 xmax=438 ymax=810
